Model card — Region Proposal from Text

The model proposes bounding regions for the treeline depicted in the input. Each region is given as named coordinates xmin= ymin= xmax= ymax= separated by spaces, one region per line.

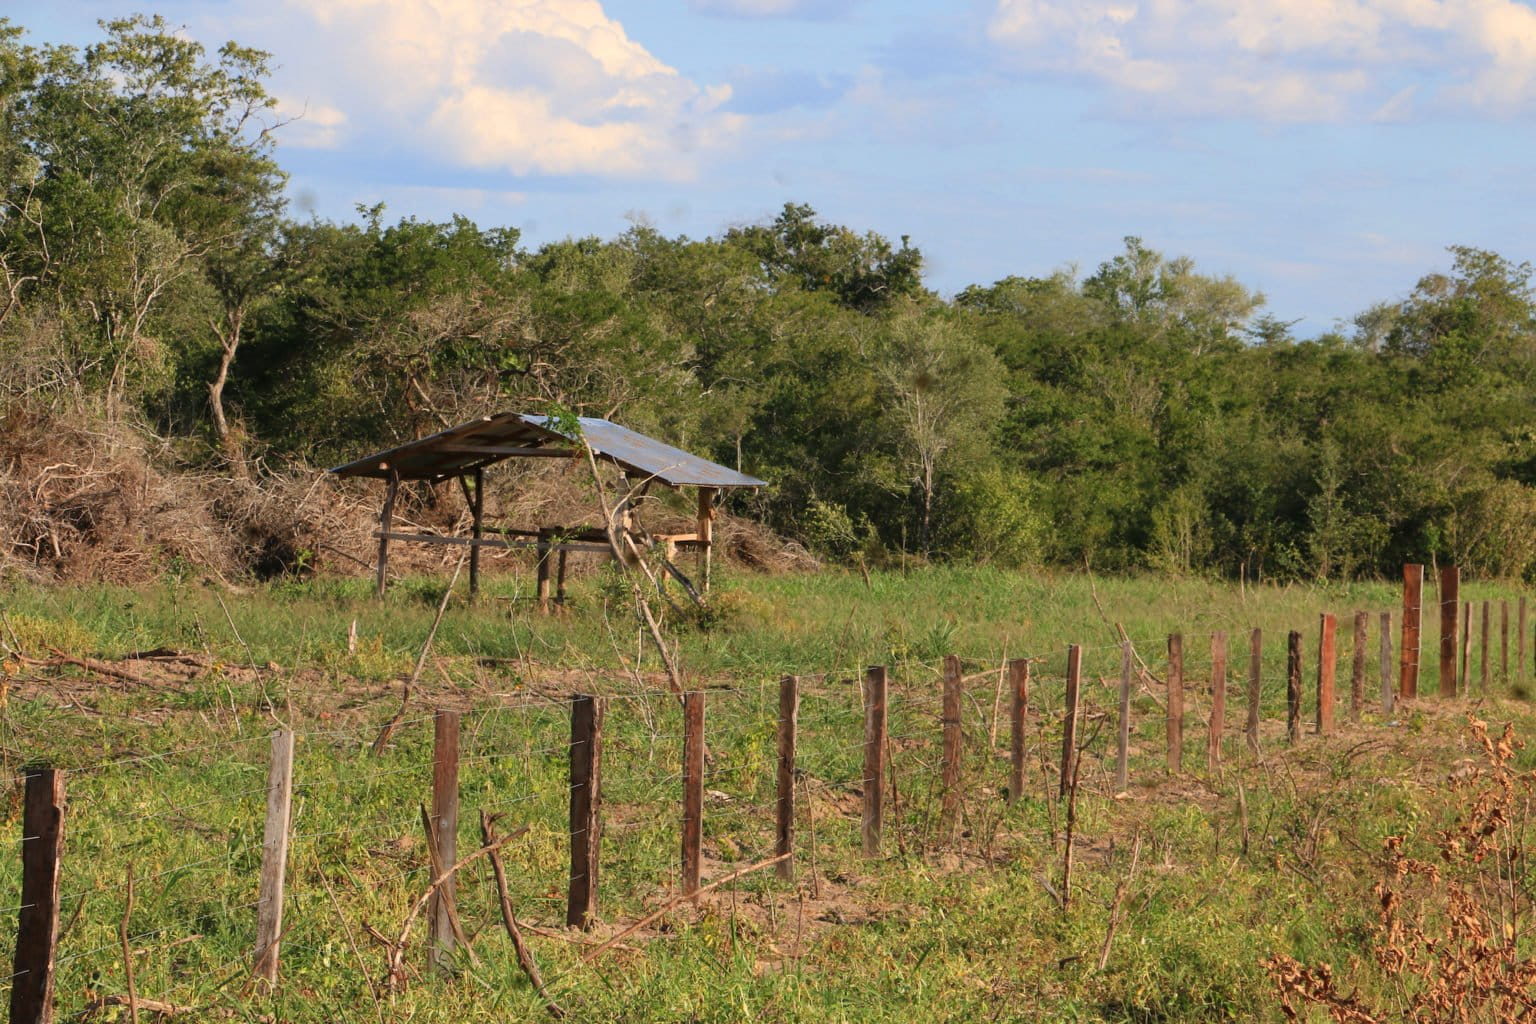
xmin=4 ymin=16 xmax=1536 ymax=580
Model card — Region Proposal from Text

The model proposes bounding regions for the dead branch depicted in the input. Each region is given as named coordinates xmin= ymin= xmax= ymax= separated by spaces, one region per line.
xmin=480 ymin=810 xmax=565 ymax=1018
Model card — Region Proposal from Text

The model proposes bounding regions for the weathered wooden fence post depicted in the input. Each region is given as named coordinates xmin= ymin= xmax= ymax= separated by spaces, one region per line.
xmin=1246 ymin=628 xmax=1262 ymax=756
xmin=1116 ymin=644 xmax=1131 ymax=792
xmin=1480 ymin=601 xmax=1489 ymax=692
xmin=1060 ymin=646 xmax=1082 ymax=798
xmin=1208 ymin=633 xmax=1226 ymax=770
xmin=776 ymin=677 xmax=798 ymax=882
xmin=567 ymin=695 xmax=603 ymax=928
xmin=1009 ymin=659 xmax=1030 ymax=805
xmin=376 ymin=469 xmax=400 ymax=598
xmin=1167 ymin=634 xmax=1184 ymax=774
xmin=941 ymin=655 xmax=964 ymax=836
xmin=862 ymin=667 xmax=887 ymax=858
xmin=1440 ymin=566 xmax=1460 ymax=698
xmin=1521 ymin=597 xmax=1528 ymax=684
xmin=682 ymin=689 xmax=705 ymax=896
xmin=254 ymin=730 xmax=294 ymax=987
xmin=430 ymin=710 xmax=460 ymax=968
xmin=1317 ymin=614 xmax=1336 ymax=736
xmin=1401 ymin=563 xmax=1423 ymax=699
xmin=1351 ymin=612 xmax=1368 ymax=723
xmin=1502 ymin=600 xmax=1511 ymax=684
xmin=1379 ymin=611 xmax=1393 ymax=715
xmin=10 ymin=767 xmax=64 ymax=1024
xmin=1287 ymin=631 xmax=1303 ymax=744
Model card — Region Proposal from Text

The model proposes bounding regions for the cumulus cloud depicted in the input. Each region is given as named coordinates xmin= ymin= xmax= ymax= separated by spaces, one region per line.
xmin=687 ymin=0 xmax=862 ymax=18
xmin=987 ymin=0 xmax=1536 ymax=121
xmin=278 ymin=0 xmax=740 ymax=178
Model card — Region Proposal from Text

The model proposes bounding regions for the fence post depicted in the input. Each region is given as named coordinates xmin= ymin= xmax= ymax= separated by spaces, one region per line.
xmin=1440 ymin=566 xmax=1460 ymax=698
xmin=861 ymin=667 xmax=887 ymax=858
xmin=1208 ymin=633 xmax=1226 ymax=771
xmin=1317 ymin=614 xmax=1336 ymax=736
xmin=1060 ymin=646 xmax=1082 ymax=798
xmin=682 ymin=689 xmax=704 ymax=896
xmin=775 ymin=676 xmax=798 ymax=882
xmin=1116 ymin=644 xmax=1131 ymax=793
xmin=1521 ymin=597 xmax=1528 ymax=685
xmin=1287 ymin=631 xmax=1303 ymax=744
xmin=1379 ymin=611 xmax=1393 ymax=715
xmin=567 ymin=695 xmax=603 ymax=929
xmin=1479 ymin=601 xmax=1489 ymax=692
xmin=1351 ymin=612 xmax=1367 ymax=723
xmin=940 ymin=655 xmax=964 ymax=836
xmin=535 ymin=528 xmax=554 ymax=614
xmin=1502 ymin=600 xmax=1510 ymax=684
xmin=430 ymin=710 xmax=460 ymax=968
xmin=1009 ymin=659 xmax=1030 ymax=805
xmin=1246 ymin=628 xmax=1262 ymax=756
xmin=1400 ymin=563 xmax=1423 ymax=699
xmin=1167 ymin=634 xmax=1184 ymax=774
xmin=10 ymin=767 xmax=64 ymax=1024
xmin=254 ymin=730 xmax=294 ymax=988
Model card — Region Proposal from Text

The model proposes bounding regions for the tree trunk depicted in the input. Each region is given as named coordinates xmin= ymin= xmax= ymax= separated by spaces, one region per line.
xmin=209 ymin=310 xmax=248 ymax=478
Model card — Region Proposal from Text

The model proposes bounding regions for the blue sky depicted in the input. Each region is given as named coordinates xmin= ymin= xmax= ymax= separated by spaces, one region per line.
xmin=22 ymin=0 xmax=1536 ymax=333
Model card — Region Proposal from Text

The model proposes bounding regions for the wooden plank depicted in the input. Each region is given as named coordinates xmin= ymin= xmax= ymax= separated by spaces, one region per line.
xmin=1440 ymin=566 xmax=1460 ymax=698
xmin=775 ymin=677 xmax=798 ymax=882
xmin=254 ymin=731 xmax=294 ymax=987
xmin=861 ymin=666 xmax=887 ymax=858
xmin=1166 ymin=634 xmax=1184 ymax=774
xmin=371 ymin=531 xmax=610 ymax=554
xmin=430 ymin=710 xmax=460 ymax=969
xmin=1351 ymin=612 xmax=1367 ymax=723
xmin=1287 ymin=631 xmax=1303 ymax=744
xmin=1115 ymin=645 xmax=1131 ymax=793
xmin=10 ymin=768 xmax=64 ymax=1024
xmin=567 ymin=696 xmax=603 ymax=929
xmin=682 ymin=690 xmax=705 ymax=895
xmin=1317 ymin=614 xmax=1336 ymax=736
xmin=1246 ymin=628 xmax=1262 ymax=756
xmin=941 ymin=655 xmax=964 ymax=835
xmin=376 ymin=471 xmax=399 ymax=598
xmin=469 ymin=467 xmax=484 ymax=597
xmin=1208 ymin=632 xmax=1226 ymax=771
xmin=1401 ymin=564 xmax=1423 ymax=699
xmin=1009 ymin=659 xmax=1030 ymax=805
xmin=1502 ymin=600 xmax=1511 ymax=685
xmin=1379 ymin=611 xmax=1393 ymax=715
xmin=1060 ymin=646 xmax=1082 ymax=798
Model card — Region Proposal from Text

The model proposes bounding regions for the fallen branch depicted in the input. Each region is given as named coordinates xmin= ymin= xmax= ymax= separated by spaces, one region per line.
xmin=372 ymin=553 xmax=464 ymax=756
xmin=418 ymin=805 xmax=478 ymax=963
xmin=480 ymin=811 xmax=565 ymax=1019
xmin=39 ymin=649 xmax=154 ymax=686
xmin=1096 ymin=829 xmax=1143 ymax=971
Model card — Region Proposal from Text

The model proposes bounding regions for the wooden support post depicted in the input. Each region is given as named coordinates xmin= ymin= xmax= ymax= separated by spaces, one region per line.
xmin=1060 ymin=646 xmax=1082 ymax=798
xmin=1521 ymin=597 xmax=1528 ymax=684
xmin=941 ymin=655 xmax=964 ymax=835
xmin=1440 ymin=566 xmax=1460 ymax=698
xmin=1317 ymin=614 xmax=1336 ymax=736
xmin=567 ymin=695 xmax=603 ymax=929
xmin=696 ymin=487 xmax=718 ymax=594
xmin=254 ymin=730 xmax=294 ymax=987
xmin=1380 ymin=611 xmax=1394 ymax=715
xmin=1009 ymin=659 xmax=1030 ymax=805
xmin=556 ymin=549 xmax=569 ymax=607
xmin=10 ymin=767 xmax=63 ymax=1024
xmin=1401 ymin=563 xmax=1423 ymax=699
xmin=682 ymin=689 xmax=704 ymax=895
xmin=1502 ymin=600 xmax=1511 ymax=684
xmin=469 ymin=467 xmax=484 ymax=598
xmin=1166 ymin=634 xmax=1184 ymax=774
xmin=1246 ymin=628 xmax=1262 ymax=756
xmin=1351 ymin=612 xmax=1368 ymax=723
xmin=1208 ymin=632 xmax=1226 ymax=771
xmin=535 ymin=528 xmax=553 ymax=614
xmin=376 ymin=471 xmax=399 ymax=598
xmin=430 ymin=710 xmax=460 ymax=969
xmin=1287 ymin=631 xmax=1303 ymax=744
xmin=775 ymin=677 xmax=798 ymax=882
xmin=1116 ymin=644 xmax=1131 ymax=793
xmin=1480 ymin=601 xmax=1490 ymax=692
xmin=861 ymin=666 xmax=887 ymax=858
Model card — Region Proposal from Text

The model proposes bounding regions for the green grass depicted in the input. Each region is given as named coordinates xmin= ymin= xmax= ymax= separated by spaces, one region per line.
xmin=0 ymin=566 xmax=1530 ymax=1021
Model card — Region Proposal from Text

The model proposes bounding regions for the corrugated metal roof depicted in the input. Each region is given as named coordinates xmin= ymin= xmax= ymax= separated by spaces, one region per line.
xmin=328 ymin=412 xmax=766 ymax=489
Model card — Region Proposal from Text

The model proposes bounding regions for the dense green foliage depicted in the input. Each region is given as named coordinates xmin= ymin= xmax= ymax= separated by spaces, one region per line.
xmin=6 ymin=17 xmax=1536 ymax=579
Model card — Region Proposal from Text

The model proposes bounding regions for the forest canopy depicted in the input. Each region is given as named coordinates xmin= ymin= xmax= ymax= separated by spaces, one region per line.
xmin=4 ymin=15 xmax=1536 ymax=582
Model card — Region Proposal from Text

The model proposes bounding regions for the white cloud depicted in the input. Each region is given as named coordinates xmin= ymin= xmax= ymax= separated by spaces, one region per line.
xmin=988 ymin=0 xmax=1536 ymax=121
xmin=273 ymin=97 xmax=347 ymax=149
xmin=687 ymin=0 xmax=860 ymax=17
xmin=277 ymin=0 xmax=741 ymax=178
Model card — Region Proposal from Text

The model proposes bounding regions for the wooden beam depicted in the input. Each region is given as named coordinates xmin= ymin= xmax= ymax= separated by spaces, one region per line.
xmin=697 ymin=488 xmax=718 ymax=594
xmin=370 ymin=532 xmax=611 ymax=555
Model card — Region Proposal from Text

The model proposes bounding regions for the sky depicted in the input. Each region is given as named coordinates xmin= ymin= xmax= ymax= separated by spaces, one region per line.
xmin=20 ymin=0 xmax=1536 ymax=333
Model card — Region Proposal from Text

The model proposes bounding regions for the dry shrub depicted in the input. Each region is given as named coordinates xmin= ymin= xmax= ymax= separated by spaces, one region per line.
xmin=1268 ymin=718 xmax=1536 ymax=1022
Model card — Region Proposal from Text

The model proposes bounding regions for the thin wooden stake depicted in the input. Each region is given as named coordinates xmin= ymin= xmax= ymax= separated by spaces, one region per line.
xmin=1502 ymin=600 xmax=1511 ymax=685
xmin=775 ymin=677 xmax=798 ymax=882
xmin=1400 ymin=563 xmax=1423 ymax=699
xmin=567 ymin=696 xmax=603 ymax=929
xmin=862 ymin=666 xmax=887 ymax=858
xmin=430 ymin=711 xmax=460 ymax=969
xmin=1350 ymin=611 xmax=1367 ymax=723
xmin=1208 ymin=632 xmax=1226 ymax=771
xmin=1380 ymin=611 xmax=1393 ymax=715
xmin=469 ymin=467 xmax=484 ymax=598
xmin=1316 ymin=614 xmax=1336 ymax=735
xmin=1480 ymin=601 xmax=1490 ymax=692
xmin=1440 ymin=565 xmax=1460 ymax=698
xmin=1520 ymin=597 xmax=1528 ymax=684
xmin=1060 ymin=646 xmax=1082 ymax=798
xmin=254 ymin=730 xmax=294 ymax=987
xmin=1009 ymin=659 xmax=1030 ymax=805
xmin=1246 ymin=628 xmax=1262 ymax=756
xmin=11 ymin=767 xmax=63 ymax=1024
xmin=376 ymin=470 xmax=399 ymax=598
xmin=941 ymin=655 xmax=964 ymax=836
xmin=1166 ymin=634 xmax=1184 ymax=774
xmin=1116 ymin=644 xmax=1132 ymax=793
xmin=1287 ymin=632 xmax=1303 ymax=744
xmin=682 ymin=689 xmax=705 ymax=895
xmin=1462 ymin=601 xmax=1472 ymax=693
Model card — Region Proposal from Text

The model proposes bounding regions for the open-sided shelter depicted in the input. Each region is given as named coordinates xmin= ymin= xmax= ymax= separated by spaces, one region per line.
xmin=328 ymin=413 xmax=766 ymax=601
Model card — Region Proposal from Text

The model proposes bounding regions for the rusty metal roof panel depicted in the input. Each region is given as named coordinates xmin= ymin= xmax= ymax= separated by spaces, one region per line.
xmin=521 ymin=415 xmax=766 ymax=489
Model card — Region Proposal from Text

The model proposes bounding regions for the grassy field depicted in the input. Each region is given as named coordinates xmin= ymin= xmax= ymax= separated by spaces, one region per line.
xmin=0 ymin=566 xmax=1531 ymax=1022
